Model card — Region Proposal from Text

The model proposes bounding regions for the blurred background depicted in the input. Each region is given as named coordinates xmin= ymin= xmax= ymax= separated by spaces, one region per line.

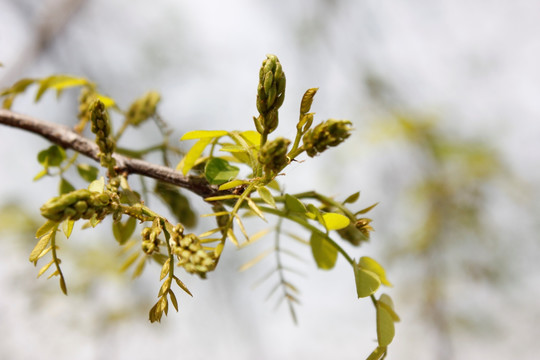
xmin=1 ymin=0 xmax=540 ymax=359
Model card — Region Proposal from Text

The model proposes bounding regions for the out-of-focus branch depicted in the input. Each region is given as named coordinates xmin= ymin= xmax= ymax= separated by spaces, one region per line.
xmin=0 ymin=108 xmax=227 ymax=199
xmin=0 ymin=0 xmax=87 ymax=86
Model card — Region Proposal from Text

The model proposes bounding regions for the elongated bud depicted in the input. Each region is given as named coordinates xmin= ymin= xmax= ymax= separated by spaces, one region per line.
xmin=300 ymin=88 xmax=318 ymax=115
xmin=90 ymin=99 xmax=117 ymax=175
xmin=255 ymin=54 xmax=286 ymax=137
xmin=303 ymin=119 xmax=352 ymax=157
xmin=40 ymin=189 xmax=114 ymax=222
xmin=126 ymin=91 xmax=161 ymax=127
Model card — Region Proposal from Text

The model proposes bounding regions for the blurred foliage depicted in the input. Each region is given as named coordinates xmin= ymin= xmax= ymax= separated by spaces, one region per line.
xmin=371 ymin=114 xmax=512 ymax=360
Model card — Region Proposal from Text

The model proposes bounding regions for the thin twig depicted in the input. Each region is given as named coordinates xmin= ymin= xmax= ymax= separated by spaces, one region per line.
xmin=0 ymin=109 xmax=228 ymax=198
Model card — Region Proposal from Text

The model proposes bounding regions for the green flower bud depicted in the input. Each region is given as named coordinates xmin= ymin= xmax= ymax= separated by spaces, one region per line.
xmin=255 ymin=54 xmax=286 ymax=137
xmin=90 ymin=99 xmax=117 ymax=175
xmin=258 ymin=137 xmax=291 ymax=174
xmin=126 ymin=91 xmax=161 ymax=127
xmin=303 ymin=119 xmax=352 ymax=157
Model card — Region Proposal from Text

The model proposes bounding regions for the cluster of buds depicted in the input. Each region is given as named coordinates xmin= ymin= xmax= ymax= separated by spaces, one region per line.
xmin=40 ymin=189 xmax=116 ymax=222
xmin=302 ymin=119 xmax=352 ymax=157
xmin=254 ymin=54 xmax=286 ymax=139
xmin=141 ymin=223 xmax=162 ymax=255
xmin=90 ymin=100 xmax=116 ymax=174
xmin=126 ymin=91 xmax=161 ymax=127
xmin=168 ymin=224 xmax=216 ymax=278
xmin=258 ymin=137 xmax=291 ymax=175
xmin=337 ymin=217 xmax=374 ymax=246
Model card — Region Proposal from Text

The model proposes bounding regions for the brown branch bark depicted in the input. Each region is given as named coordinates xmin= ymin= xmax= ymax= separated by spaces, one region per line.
xmin=0 ymin=108 xmax=227 ymax=199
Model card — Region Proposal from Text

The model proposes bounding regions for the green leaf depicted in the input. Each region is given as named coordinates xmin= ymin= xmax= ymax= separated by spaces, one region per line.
xmin=76 ymin=164 xmax=99 ymax=182
xmin=36 ymin=220 xmax=58 ymax=238
xmin=35 ymin=75 xmax=90 ymax=102
xmin=246 ymin=198 xmax=266 ymax=221
xmin=59 ymin=178 xmax=75 ymax=195
xmin=240 ymin=130 xmax=261 ymax=147
xmin=0 ymin=78 xmax=36 ymax=108
xmin=379 ymin=293 xmax=400 ymax=322
xmin=88 ymin=177 xmax=105 ymax=193
xmin=62 ymin=219 xmax=75 ymax=238
xmin=37 ymin=145 xmax=66 ymax=167
xmin=376 ymin=301 xmax=395 ymax=347
xmin=29 ymin=229 xmax=55 ymax=262
xmin=257 ymin=186 xmax=276 ymax=208
xmin=180 ymin=130 xmax=228 ymax=140
xmin=33 ymin=169 xmax=48 ymax=181
xmin=310 ymin=233 xmax=338 ymax=270
xmin=112 ymin=216 xmax=137 ymax=245
xmin=96 ymin=94 xmax=115 ymax=108
xmin=343 ymin=191 xmax=360 ymax=204
xmin=178 ymin=137 xmax=213 ymax=175
xmin=353 ymin=265 xmax=381 ymax=298
xmin=359 ymin=256 xmax=392 ymax=286
xmin=321 ymin=213 xmax=350 ymax=231
xmin=204 ymin=157 xmax=239 ymax=185
xmin=355 ymin=202 xmax=379 ymax=216
xmin=285 ymin=194 xmax=307 ymax=213
xmin=366 ymin=346 xmax=387 ymax=360
xmin=218 ymin=180 xmax=246 ymax=191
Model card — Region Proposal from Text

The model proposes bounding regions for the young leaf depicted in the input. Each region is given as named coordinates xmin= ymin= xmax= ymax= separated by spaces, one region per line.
xmin=35 ymin=75 xmax=89 ymax=101
xmin=160 ymin=258 xmax=171 ymax=281
xmin=62 ymin=219 xmax=75 ymax=238
xmin=180 ymin=130 xmax=227 ymax=140
xmin=218 ymin=180 xmax=247 ymax=191
xmin=204 ymin=157 xmax=240 ymax=185
xmin=178 ymin=137 xmax=213 ymax=175
xmin=355 ymin=202 xmax=379 ymax=216
xmin=59 ymin=178 xmax=75 ymax=195
xmin=353 ymin=265 xmax=381 ymax=298
xmin=310 ymin=233 xmax=338 ymax=270
xmin=246 ymin=198 xmax=266 ymax=221
xmin=285 ymin=194 xmax=307 ymax=213
xmin=36 ymin=220 xmax=58 ymax=238
xmin=379 ymin=294 xmax=400 ymax=322
xmin=343 ymin=191 xmax=360 ymax=204
xmin=366 ymin=346 xmax=387 ymax=360
xmin=112 ymin=216 xmax=137 ymax=245
xmin=359 ymin=256 xmax=392 ymax=287
xmin=37 ymin=145 xmax=66 ymax=167
xmin=168 ymin=289 xmax=179 ymax=312
xmin=76 ymin=164 xmax=99 ymax=182
xmin=37 ymin=260 xmax=54 ymax=278
xmin=88 ymin=177 xmax=105 ymax=193
xmin=238 ymin=248 xmax=273 ymax=272
xmin=29 ymin=231 xmax=55 ymax=262
xmin=321 ymin=213 xmax=350 ymax=231
xmin=59 ymin=276 xmax=68 ymax=295
xmin=240 ymin=130 xmax=261 ymax=146
xmin=376 ymin=301 xmax=395 ymax=347
xmin=257 ymin=186 xmax=276 ymax=208
xmin=174 ymin=276 xmax=193 ymax=296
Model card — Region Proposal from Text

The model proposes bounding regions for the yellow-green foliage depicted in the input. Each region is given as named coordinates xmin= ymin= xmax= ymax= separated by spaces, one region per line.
xmin=0 ymin=55 xmax=397 ymax=359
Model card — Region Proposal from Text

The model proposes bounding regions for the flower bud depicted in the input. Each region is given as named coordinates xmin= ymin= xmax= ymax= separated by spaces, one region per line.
xmin=303 ymin=119 xmax=352 ymax=157
xmin=255 ymin=54 xmax=286 ymax=136
xmin=258 ymin=137 xmax=291 ymax=174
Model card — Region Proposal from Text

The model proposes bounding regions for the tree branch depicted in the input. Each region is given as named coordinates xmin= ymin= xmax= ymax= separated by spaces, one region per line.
xmin=0 ymin=109 xmax=227 ymax=198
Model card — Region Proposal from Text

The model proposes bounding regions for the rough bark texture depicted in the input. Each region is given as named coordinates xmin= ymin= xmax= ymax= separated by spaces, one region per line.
xmin=0 ymin=109 xmax=227 ymax=199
